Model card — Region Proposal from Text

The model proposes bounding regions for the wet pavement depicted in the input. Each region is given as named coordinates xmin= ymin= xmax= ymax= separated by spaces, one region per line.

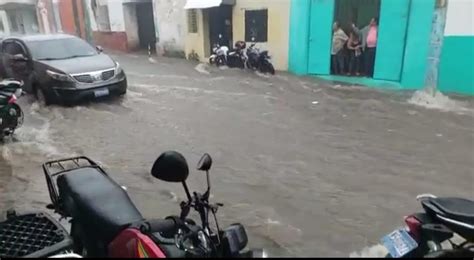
xmin=1 ymin=52 xmax=473 ymax=257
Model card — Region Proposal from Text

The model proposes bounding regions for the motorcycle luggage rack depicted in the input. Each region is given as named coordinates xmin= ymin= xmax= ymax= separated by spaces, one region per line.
xmin=43 ymin=156 xmax=108 ymax=214
xmin=0 ymin=210 xmax=73 ymax=258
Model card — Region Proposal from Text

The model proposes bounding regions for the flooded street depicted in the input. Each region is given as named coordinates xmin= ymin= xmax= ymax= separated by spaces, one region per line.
xmin=1 ymin=53 xmax=473 ymax=257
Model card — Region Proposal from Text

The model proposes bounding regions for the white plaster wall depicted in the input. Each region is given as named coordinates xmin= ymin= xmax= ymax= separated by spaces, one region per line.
xmin=123 ymin=3 xmax=139 ymax=49
xmin=444 ymin=0 xmax=474 ymax=36
xmin=19 ymin=8 xmax=39 ymax=34
xmin=85 ymin=0 xmax=98 ymax=31
xmin=87 ymin=0 xmax=126 ymax=32
xmin=0 ymin=10 xmax=10 ymax=35
xmin=107 ymin=0 xmax=126 ymax=31
xmin=153 ymin=0 xmax=186 ymax=53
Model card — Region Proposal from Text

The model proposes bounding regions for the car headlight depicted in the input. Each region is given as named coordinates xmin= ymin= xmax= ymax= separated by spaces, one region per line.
xmin=46 ymin=70 xmax=73 ymax=82
xmin=115 ymin=62 xmax=124 ymax=75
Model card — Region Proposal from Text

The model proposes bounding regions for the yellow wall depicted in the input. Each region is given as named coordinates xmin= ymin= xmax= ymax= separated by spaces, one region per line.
xmin=184 ymin=0 xmax=291 ymax=70
xmin=185 ymin=10 xmax=209 ymax=63
xmin=232 ymin=0 xmax=290 ymax=70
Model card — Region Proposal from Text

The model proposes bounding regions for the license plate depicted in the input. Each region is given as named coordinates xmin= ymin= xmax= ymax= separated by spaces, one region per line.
xmin=94 ymin=88 xmax=109 ymax=98
xmin=381 ymin=229 xmax=418 ymax=258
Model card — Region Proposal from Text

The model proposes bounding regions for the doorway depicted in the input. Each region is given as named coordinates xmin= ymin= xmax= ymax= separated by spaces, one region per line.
xmin=331 ymin=0 xmax=381 ymax=77
xmin=208 ymin=5 xmax=233 ymax=54
xmin=135 ymin=1 xmax=156 ymax=50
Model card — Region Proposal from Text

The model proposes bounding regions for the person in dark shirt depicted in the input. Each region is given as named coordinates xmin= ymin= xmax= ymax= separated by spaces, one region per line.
xmin=347 ymin=30 xmax=362 ymax=76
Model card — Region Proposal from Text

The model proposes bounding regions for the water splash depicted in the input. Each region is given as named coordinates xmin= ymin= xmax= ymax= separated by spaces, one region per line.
xmin=195 ymin=63 xmax=210 ymax=75
xmin=408 ymin=90 xmax=472 ymax=114
xmin=349 ymin=244 xmax=388 ymax=258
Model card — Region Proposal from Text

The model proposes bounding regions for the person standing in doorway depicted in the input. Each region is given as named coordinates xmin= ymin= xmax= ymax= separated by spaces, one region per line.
xmin=347 ymin=30 xmax=362 ymax=76
xmin=364 ymin=17 xmax=378 ymax=77
xmin=331 ymin=21 xmax=348 ymax=75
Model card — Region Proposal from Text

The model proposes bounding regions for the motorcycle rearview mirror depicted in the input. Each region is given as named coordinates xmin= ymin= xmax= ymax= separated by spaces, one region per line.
xmin=197 ymin=153 xmax=212 ymax=172
xmin=151 ymin=151 xmax=192 ymax=201
xmin=197 ymin=153 xmax=212 ymax=195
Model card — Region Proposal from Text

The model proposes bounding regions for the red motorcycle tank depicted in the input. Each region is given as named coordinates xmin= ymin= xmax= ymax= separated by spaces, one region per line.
xmin=108 ymin=228 xmax=166 ymax=258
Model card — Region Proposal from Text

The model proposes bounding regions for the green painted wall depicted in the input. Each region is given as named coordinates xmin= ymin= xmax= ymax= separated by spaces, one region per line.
xmin=438 ymin=36 xmax=474 ymax=95
xmin=288 ymin=0 xmax=457 ymax=94
xmin=288 ymin=0 xmax=311 ymax=75
xmin=400 ymin=0 xmax=435 ymax=89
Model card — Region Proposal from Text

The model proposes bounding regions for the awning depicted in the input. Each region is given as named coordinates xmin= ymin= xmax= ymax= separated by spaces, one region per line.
xmin=184 ymin=0 xmax=235 ymax=9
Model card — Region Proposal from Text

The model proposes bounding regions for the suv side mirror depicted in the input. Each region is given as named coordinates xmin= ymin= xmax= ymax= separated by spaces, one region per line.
xmin=96 ymin=45 xmax=103 ymax=53
xmin=197 ymin=153 xmax=212 ymax=171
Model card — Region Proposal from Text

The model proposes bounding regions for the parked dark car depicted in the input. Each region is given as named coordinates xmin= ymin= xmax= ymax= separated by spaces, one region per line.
xmin=0 ymin=34 xmax=127 ymax=105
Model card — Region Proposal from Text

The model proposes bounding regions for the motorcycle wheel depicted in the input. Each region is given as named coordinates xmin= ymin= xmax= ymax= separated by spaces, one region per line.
xmin=216 ymin=57 xmax=226 ymax=66
xmin=266 ymin=63 xmax=276 ymax=75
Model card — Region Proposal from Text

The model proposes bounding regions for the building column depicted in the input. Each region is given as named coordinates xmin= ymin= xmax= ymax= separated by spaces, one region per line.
xmin=37 ymin=0 xmax=51 ymax=34
xmin=52 ymin=0 xmax=63 ymax=32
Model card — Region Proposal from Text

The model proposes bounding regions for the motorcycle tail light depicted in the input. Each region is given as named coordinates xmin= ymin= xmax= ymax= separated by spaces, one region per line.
xmin=8 ymin=95 xmax=17 ymax=104
xmin=405 ymin=215 xmax=422 ymax=241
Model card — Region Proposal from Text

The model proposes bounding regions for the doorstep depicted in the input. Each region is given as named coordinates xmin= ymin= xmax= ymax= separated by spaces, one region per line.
xmin=314 ymin=75 xmax=403 ymax=90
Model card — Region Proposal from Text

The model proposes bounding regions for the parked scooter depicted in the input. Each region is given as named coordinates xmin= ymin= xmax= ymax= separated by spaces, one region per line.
xmin=381 ymin=194 xmax=473 ymax=258
xmin=39 ymin=153 xmax=266 ymax=258
xmin=246 ymin=43 xmax=275 ymax=75
xmin=0 ymin=79 xmax=24 ymax=140
xmin=209 ymin=43 xmax=229 ymax=67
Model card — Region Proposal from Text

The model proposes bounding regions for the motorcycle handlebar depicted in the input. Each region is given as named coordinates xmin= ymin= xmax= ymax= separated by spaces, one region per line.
xmin=146 ymin=218 xmax=178 ymax=234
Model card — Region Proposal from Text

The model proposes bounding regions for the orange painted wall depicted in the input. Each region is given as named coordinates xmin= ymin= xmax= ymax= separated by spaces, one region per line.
xmin=58 ymin=0 xmax=86 ymax=39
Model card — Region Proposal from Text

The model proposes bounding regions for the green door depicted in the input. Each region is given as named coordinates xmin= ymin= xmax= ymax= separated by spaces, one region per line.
xmin=373 ymin=0 xmax=410 ymax=81
xmin=308 ymin=0 xmax=335 ymax=75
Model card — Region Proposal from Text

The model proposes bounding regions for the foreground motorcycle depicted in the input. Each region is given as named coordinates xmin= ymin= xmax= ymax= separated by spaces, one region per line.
xmin=40 ymin=152 xmax=265 ymax=258
xmin=0 ymin=79 xmax=24 ymax=140
xmin=381 ymin=194 xmax=473 ymax=258
xmin=246 ymin=43 xmax=275 ymax=75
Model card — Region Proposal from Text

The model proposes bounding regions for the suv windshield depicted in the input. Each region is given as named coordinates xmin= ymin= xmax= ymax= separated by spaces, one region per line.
xmin=26 ymin=37 xmax=97 ymax=60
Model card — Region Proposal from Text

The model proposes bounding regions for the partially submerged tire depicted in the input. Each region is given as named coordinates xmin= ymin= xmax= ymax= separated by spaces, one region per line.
xmin=267 ymin=63 xmax=275 ymax=75
xmin=35 ymin=87 xmax=51 ymax=106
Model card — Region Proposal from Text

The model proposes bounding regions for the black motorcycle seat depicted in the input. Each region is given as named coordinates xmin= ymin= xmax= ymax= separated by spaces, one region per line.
xmin=57 ymin=167 xmax=144 ymax=243
xmin=423 ymin=197 xmax=474 ymax=225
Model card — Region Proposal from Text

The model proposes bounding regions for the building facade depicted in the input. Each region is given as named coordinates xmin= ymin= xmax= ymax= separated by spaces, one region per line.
xmin=437 ymin=0 xmax=473 ymax=95
xmin=0 ymin=0 xmax=40 ymax=35
xmin=289 ymin=0 xmax=473 ymax=95
xmin=183 ymin=0 xmax=290 ymax=71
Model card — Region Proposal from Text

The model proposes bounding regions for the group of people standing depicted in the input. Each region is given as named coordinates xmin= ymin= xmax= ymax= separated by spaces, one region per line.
xmin=331 ymin=17 xmax=379 ymax=77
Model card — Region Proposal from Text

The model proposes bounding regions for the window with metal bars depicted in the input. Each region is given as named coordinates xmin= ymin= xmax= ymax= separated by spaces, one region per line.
xmin=245 ymin=9 xmax=268 ymax=42
xmin=188 ymin=9 xmax=198 ymax=33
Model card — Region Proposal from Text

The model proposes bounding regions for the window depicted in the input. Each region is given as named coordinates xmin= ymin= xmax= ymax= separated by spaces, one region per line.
xmin=26 ymin=38 xmax=97 ymax=60
xmin=188 ymin=9 xmax=198 ymax=33
xmin=245 ymin=9 xmax=268 ymax=42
